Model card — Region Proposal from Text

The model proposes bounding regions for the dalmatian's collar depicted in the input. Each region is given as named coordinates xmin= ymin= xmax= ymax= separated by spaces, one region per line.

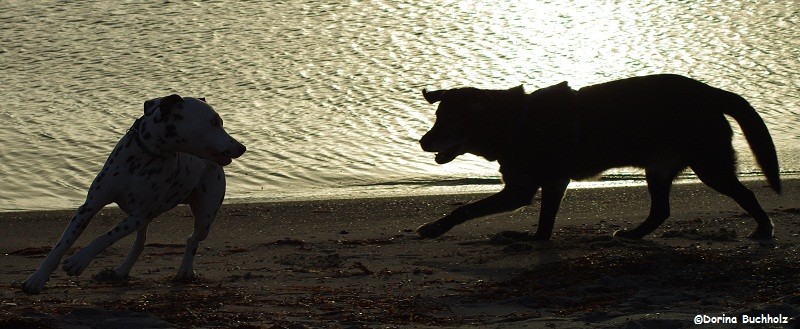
xmin=128 ymin=116 xmax=172 ymax=159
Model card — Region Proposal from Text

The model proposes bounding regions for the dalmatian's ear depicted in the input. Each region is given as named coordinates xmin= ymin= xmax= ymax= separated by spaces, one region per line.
xmin=143 ymin=98 xmax=159 ymax=116
xmin=158 ymin=94 xmax=184 ymax=116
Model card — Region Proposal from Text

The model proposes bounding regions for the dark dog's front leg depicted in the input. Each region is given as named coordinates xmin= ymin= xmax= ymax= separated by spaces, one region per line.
xmin=417 ymin=185 xmax=538 ymax=238
xmin=531 ymin=178 xmax=570 ymax=240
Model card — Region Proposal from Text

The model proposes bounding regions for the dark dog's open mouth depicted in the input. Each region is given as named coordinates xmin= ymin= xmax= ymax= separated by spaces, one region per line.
xmin=435 ymin=144 xmax=463 ymax=164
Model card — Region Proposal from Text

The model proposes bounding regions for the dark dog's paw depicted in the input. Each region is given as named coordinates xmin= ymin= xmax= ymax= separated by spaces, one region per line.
xmin=529 ymin=232 xmax=552 ymax=241
xmin=747 ymin=226 xmax=774 ymax=240
xmin=613 ymin=229 xmax=644 ymax=240
xmin=417 ymin=222 xmax=452 ymax=239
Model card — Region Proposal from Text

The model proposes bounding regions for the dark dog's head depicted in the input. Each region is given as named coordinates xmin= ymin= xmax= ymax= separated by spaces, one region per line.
xmin=141 ymin=95 xmax=246 ymax=166
xmin=419 ymin=85 xmax=526 ymax=164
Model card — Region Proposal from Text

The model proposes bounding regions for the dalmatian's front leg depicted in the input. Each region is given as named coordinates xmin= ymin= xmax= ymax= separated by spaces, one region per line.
xmin=176 ymin=165 xmax=225 ymax=281
xmin=22 ymin=202 xmax=103 ymax=294
xmin=112 ymin=223 xmax=150 ymax=278
xmin=63 ymin=214 xmax=148 ymax=277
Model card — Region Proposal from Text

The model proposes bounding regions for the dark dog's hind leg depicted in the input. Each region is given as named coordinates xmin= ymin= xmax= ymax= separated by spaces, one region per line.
xmin=693 ymin=160 xmax=774 ymax=239
xmin=615 ymin=162 xmax=684 ymax=239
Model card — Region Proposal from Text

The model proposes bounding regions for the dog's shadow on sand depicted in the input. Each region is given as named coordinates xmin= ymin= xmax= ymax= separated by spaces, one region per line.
xmin=455 ymin=228 xmax=800 ymax=324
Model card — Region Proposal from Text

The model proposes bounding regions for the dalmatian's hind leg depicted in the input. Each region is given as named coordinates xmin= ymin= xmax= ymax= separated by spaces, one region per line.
xmin=63 ymin=214 xmax=148 ymax=277
xmin=176 ymin=165 xmax=225 ymax=281
xmin=112 ymin=223 xmax=150 ymax=279
xmin=22 ymin=201 xmax=104 ymax=294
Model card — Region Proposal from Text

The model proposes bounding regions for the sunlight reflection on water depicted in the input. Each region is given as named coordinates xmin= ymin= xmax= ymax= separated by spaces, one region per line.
xmin=0 ymin=0 xmax=798 ymax=211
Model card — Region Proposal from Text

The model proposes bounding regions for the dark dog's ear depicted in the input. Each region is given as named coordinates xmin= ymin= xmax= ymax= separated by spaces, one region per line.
xmin=199 ymin=97 xmax=206 ymax=102
xmin=159 ymin=94 xmax=184 ymax=116
xmin=555 ymin=81 xmax=569 ymax=89
xmin=422 ymin=89 xmax=445 ymax=104
xmin=509 ymin=85 xmax=525 ymax=95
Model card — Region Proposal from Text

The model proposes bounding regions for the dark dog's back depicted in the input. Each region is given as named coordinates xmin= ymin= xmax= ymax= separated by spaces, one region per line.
xmin=522 ymin=74 xmax=779 ymax=190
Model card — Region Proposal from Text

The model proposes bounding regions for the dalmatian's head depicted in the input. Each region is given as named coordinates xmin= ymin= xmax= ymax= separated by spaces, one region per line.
xmin=140 ymin=94 xmax=246 ymax=165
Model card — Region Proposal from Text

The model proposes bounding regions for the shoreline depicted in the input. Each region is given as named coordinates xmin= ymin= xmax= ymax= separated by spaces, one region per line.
xmin=5 ymin=173 xmax=795 ymax=214
xmin=1 ymin=179 xmax=799 ymax=328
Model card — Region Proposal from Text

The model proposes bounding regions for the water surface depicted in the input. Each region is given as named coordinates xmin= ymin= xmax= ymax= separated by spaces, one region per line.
xmin=1 ymin=1 xmax=798 ymax=211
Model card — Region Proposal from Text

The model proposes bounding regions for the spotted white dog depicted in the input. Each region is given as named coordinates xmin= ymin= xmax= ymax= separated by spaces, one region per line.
xmin=22 ymin=95 xmax=246 ymax=294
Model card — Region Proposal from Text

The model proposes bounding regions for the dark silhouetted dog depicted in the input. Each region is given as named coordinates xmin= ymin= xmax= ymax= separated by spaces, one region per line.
xmin=417 ymin=74 xmax=780 ymax=240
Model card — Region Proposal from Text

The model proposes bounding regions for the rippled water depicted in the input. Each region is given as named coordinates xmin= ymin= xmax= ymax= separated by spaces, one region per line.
xmin=1 ymin=1 xmax=798 ymax=211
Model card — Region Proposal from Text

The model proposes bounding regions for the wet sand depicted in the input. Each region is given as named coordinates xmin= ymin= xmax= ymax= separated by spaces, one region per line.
xmin=1 ymin=179 xmax=799 ymax=328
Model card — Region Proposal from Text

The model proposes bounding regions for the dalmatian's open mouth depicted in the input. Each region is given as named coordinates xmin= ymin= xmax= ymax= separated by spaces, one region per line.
xmin=206 ymin=151 xmax=233 ymax=166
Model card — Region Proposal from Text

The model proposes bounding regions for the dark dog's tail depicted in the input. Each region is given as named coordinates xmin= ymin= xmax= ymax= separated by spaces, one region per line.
xmin=719 ymin=91 xmax=781 ymax=194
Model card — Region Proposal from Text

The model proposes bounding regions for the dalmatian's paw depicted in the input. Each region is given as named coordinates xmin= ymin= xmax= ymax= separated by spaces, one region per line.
xmin=63 ymin=249 xmax=94 ymax=276
xmin=22 ymin=273 xmax=49 ymax=295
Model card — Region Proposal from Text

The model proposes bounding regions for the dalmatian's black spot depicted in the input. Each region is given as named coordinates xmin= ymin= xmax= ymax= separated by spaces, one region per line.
xmin=145 ymin=168 xmax=163 ymax=176
xmin=165 ymin=125 xmax=177 ymax=138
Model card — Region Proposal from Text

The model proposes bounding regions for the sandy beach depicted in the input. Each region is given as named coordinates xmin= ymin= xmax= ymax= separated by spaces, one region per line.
xmin=1 ymin=179 xmax=799 ymax=328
